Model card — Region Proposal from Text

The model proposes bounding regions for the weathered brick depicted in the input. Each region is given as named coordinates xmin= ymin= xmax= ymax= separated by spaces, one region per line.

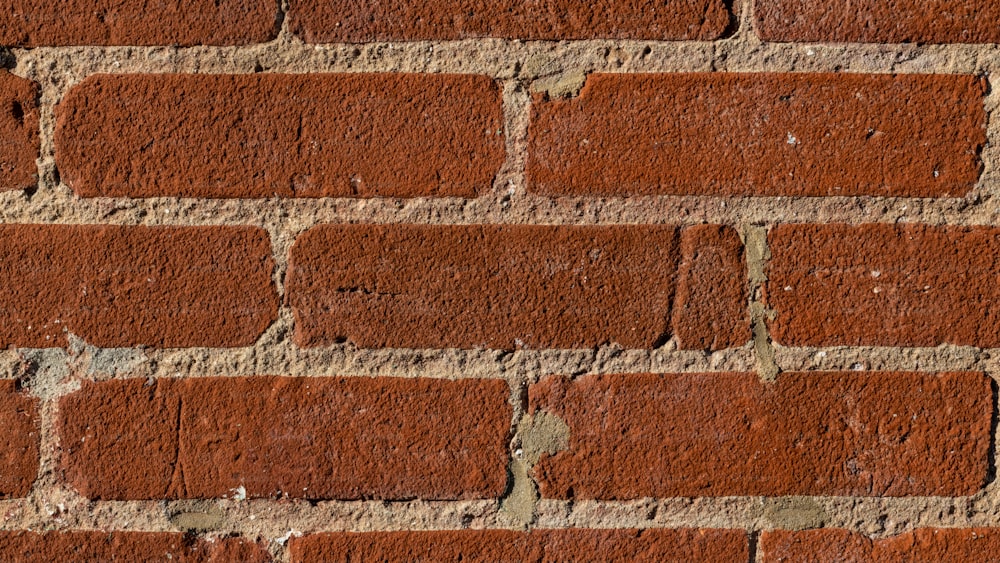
xmin=0 ymin=72 xmax=39 ymax=192
xmin=0 ymin=531 xmax=270 ymax=562
xmin=0 ymin=1 xmax=278 ymax=46
xmin=0 ymin=380 xmax=39 ymax=498
xmin=768 ymin=224 xmax=1000 ymax=347
xmin=673 ymin=225 xmax=748 ymax=350
xmin=59 ymin=376 xmax=511 ymax=500
xmin=289 ymin=529 xmax=748 ymax=562
xmin=761 ymin=528 xmax=1000 ymax=562
xmin=528 ymin=73 xmax=985 ymax=197
xmin=55 ymin=73 xmax=504 ymax=198
xmin=287 ymin=0 xmax=732 ymax=42
xmin=0 ymin=225 xmax=277 ymax=348
xmin=756 ymin=0 xmax=1000 ymax=44
xmin=530 ymin=371 xmax=991 ymax=498
xmin=286 ymin=224 xmax=748 ymax=350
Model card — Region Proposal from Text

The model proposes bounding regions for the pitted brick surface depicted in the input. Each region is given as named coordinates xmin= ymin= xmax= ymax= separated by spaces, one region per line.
xmin=288 ymin=0 xmax=732 ymax=42
xmin=0 ymin=0 xmax=278 ymax=46
xmin=530 ymin=371 xmax=992 ymax=498
xmin=60 ymin=376 xmax=512 ymax=500
xmin=56 ymin=73 xmax=505 ymax=198
xmin=290 ymin=529 xmax=748 ymax=562
xmin=0 ymin=225 xmax=277 ymax=348
xmin=529 ymin=73 xmax=986 ymax=198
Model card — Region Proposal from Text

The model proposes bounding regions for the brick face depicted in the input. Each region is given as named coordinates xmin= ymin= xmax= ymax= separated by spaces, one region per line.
xmin=0 ymin=0 xmax=278 ymax=46
xmin=59 ymin=376 xmax=512 ymax=500
xmin=286 ymin=224 xmax=748 ymax=350
xmin=529 ymin=371 xmax=992 ymax=498
xmin=55 ymin=73 xmax=505 ymax=198
xmin=756 ymin=0 xmax=1000 ymax=44
xmin=528 ymin=73 xmax=986 ymax=198
xmin=761 ymin=529 xmax=1000 ymax=562
xmin=289 ymin=529 xmax=749 ymax=562
xmin=287 ymin=0 xmax=732 ymax=42
xmin=0 ymin=531 xmax=270 ymax=562
xmin=0 ymin=380 xmax=39 ymax=498
xmin=0 ymin=225 xmax=277 ymax=348
xmin=768 ymin=224 xmax=1000 ymax=347
xmin=0 ymin=72 xmax=39 ymax=193
xmin=672 ymin=225 xmax=748 ymax=351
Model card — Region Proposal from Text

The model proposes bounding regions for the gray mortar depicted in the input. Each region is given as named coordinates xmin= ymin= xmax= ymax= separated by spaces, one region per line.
xmin=0 ymin=0 xmax=999 ymax=559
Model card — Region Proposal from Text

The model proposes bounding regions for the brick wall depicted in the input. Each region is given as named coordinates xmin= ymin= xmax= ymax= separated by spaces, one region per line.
xmin=0 ymin=1 xmax=998 ymax=561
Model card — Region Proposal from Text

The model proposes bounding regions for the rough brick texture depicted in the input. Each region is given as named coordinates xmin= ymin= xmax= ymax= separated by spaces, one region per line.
xmin=530 ymin=371 xmax=992 ymax=499
xmin=672 ymin=225 xmax=748 ymax=350
xmin=0 ymin=225 xmax=277 ymax=348
xmin=0 ymin=380 xmax=39 ymax=498
xmin=287 ymin=0 xmax=732 ymax=42
xmin=528 ymin=73 xmax=986 ymax=197
xmin=761 ymin=528 xmax=1000 ymax=562
xmin=0 ymin=72 xmax=39 ymax=193
xmin=55 ymin=73 xmax=505 ymax=199
xmin=756 ymin=0 xmax=1000 ymax=44
xmin=0 ymin=531 xmax=270 ymax=562
xmin=59 ymin=376 xmax=511 ymax=500
xmin=768 ymin=224 xmax=1000 ymax=347
xmin=289 ymin=529 xmax=748 ymax=562
xmin=0 ymin=1 xmax=278 ymax=46
xmin=287 ymin=224 xmax=748 ymax=350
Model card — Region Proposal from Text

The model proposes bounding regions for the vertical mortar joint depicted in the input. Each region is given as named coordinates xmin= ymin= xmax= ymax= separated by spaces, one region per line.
xmin=744 ymin=225 xmax=780 ymax=382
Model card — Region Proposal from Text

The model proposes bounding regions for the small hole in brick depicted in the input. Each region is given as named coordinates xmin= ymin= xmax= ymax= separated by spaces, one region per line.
xmin=11 ymin=101 xmax=23 ymax=123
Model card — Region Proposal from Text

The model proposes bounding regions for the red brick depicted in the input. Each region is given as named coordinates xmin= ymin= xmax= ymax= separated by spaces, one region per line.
xmin=0 ymin=531 xmax=270 ymax=562
xmin=0 ymin=225 xmax=277 ymax=348
xmin=0 ymin=380 xmax=39 ymax=498
xmin=289 ymin=529 xmax=748 ymax=562
xmin=673 ymin=225 xmax=748 ymax=350
xmin=0 ymin=72 xmax=39 ymax=193
xmin=529 ymin=371 xmax=991 ymax=499
xmin=55 ymin=73 xmax=504 ymax=199
xmin=0 ymin=1 xmax=278 ymax=46
xmin=761 ymin=528 xmax=1000 ymax=563
xmin=287 ymin=0 xmax=731 ymax=42
xmin=756 ymin=0 xmax=1000 ymax=44
xmin=528 ymin=73 xmax=985 ymax=198
xmin=286 ymin=224 xmax=747 ymax=350
xmin=59 ymin=376 xmax=511 ymax=500
xmin=768 ymin=224 xmax=1000 ymax=347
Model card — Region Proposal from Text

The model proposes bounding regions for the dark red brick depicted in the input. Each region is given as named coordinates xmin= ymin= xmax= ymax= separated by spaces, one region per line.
xmin=0 ymin=1 xmax=278 ymax=46
xmin=0 ymin=380 xmax=38 ymax=498
xmin=756 ymin=0 xmax=1000 ymax=44
xmin=289 ymin=529 xmax=748 ymax=562
xmin=0 ymin=225 xmax=277 ymax=348
xmin=768 ymin=224 xmax=1000 ymax=347
xmin=528 ymin=73 xmax=986 ymax=197
xmin=286 ymin=224 xmax=748 ymax=350
xmin=0 ymin=531 xmax=270 ymax=562
xmin=673 ymin=225 xmax=748 ymax=350
xmin=288 ymin=0 xmax=731 ymax=42
xmin=0 ymin=72 xmax=39 ymax=193
xmin=59 ymin=376 xmax=511 ymax=500
xmin=761 ymin=528 xmax=1000 ymax=562
xmin=530 ymin=371 xmax=991 ymax=499
xmin=55 ymin=73 xmax=504 ymax=198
